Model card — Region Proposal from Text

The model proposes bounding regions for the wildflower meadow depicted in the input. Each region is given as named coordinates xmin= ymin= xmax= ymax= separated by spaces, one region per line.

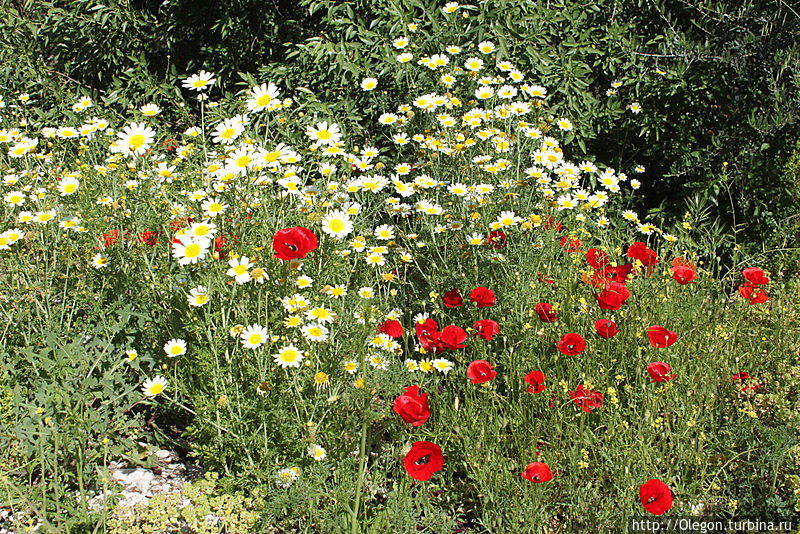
xmin=1 ymin=2 xmax=799 ymax=533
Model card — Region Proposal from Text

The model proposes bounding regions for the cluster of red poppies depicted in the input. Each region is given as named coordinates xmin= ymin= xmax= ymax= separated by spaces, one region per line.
xmin=99 ymin=229 xmax=164 ymax=249
xmin=248 ymin=227 xmax=766 ymax=515
xmin=392 ymin=384 xmax=675 ymax=514
xmin=392 ymin=387 xmax=442 ymax=481
xmin=738 ymin=267 xmax=770 ymax=304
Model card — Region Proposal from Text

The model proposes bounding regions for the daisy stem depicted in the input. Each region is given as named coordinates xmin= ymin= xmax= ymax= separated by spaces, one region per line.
xmin=350 ymin=418 xmax=369 ymax=534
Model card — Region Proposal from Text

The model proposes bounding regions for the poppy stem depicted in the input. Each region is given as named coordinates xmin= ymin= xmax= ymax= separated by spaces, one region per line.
xmin=350 ymin=419 xmax=369 ymax=534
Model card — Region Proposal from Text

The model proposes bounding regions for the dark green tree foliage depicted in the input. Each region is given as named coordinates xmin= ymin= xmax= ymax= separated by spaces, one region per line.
xmin=281 ymin=0 xmax=800 ymax=261
xmin=0 ymin=0 xmax=315 ymax=111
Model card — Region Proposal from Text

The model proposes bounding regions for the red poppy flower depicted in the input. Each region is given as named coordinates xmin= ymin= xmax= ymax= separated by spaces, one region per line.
xmin=586 ymin=248 xmax=609 ymax=269
xmin=524 ymin=371 xmax=546 ymax=394
xmin=595 ymin=319 xmax=620 ymax=339
xmin=557 ymin=333 xmax=586 ymax=356
xmin=647 ymin=325 xmax=678 ymax=348
xmin=738 ymin=282 xmax=769 ymax=304
xmin=521 ymin=462 xmax=553 ymax=483
xmin=671 ymin=264 xmax=697 ymax=285
xmin=393 ymin=386 xmax=431 ymax=427
xmin=731 ymin=372 xmax=763 ymax=391
xmin=569 ymin=384 xmax=604 ymax=413
xmin=534 ymin=302 xmax=558 ymax=323
xmin=100 ymin=230 xmax=122 ymax=248
xmin=213 ymin=235 xmax=233 ymax=259
xmin=403 ymin=441 xmax=444 ymax=481
xmin=138 ymin=230 xmax=160 ymax=247
xmin=272 ymin=227 xmax=318 ymax=261
xmin=377 ymin=320 xmax=404 ymax=339
xmin=538 ymin=273 xmax=556 ymax=285
xmin=415 ymin=318 xmax=439 ymax=337
xmin=439 ymin=325 xmax=468 ymax=350
xmin=485 ymin=230 xmax=508 ymax=249
xmin=639 ymin=479 xmax=673 ymax=515
xmin=672 ymin=257 xmax=695 ymax=269
xmin=161 ymin=138 xmax=178 ymax=152
xmin=418 ymin=331 xmax=443 ymax=354
xmin=559 ymin=235 xmax=583 ymax=253
xmin=467 ymin=360 xmax=497 ymax=384
xmin=627 ymin=241 xmax=658 ymax=267
xmin=743 ymin=267 xmax=770 ymax=286
xmin=442 ymin=288 xmax=464 ymax=308
xmin=473 ymin=319 xmax=500 ymax=341
xmin=647 ymin=362 xmax=676 ymax=382
xmin=605 ymin=263 xmax=634 ymax=283
xmin=469 ymin=287 xmax=496 ymax=308
xmin=595 ymin=282 xmax=631 ymax=310
xmin=543 ymin=216 xmax=564 ymax=232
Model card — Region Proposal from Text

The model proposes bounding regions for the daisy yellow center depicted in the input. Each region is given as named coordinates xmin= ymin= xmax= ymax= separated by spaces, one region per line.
xmin=221 ymin=128 xmax=236 ymax=139
xmin=233 ymin=265 xmax=247 ymax=275
xmin=0 ymin=237 xmax=10 ymax=246
xmin=195 ymin=295 xmax=209 ymax=305
xmin=192 ymin=80 xmax=208 ymax=88
xmin=194 ymin=226 xmax=209 ymax=236
xmin=208 ymin=203 xmax=222 ymax=212
xmin=317 ymin=130 xmax=332 ymax=140
xmin=308 ymin=327 xmax=323 ymax=337
xmin=256 ymin=94 xmax=273 ymax=107
xmin=248 ymin=333 xmax=263 ymax=345
xmin=314 ymin=372 xmax=329 ymax=385
xmin=63 ymin=184 xmax=77 ymax=193
xmin=328 ymin=219 xmax=345 ymax=233
xmin=170 ymin=345 xmax=184 ymax=355
xmin=236 ymin=155 xmax=252 ymax=167
xmin=280 ymin=349 xmax=299 ymax=362
xmin=128 ymin=134 xmax=146 ymax=149
xmin=184 ymin=243 xmax=201 ymax=258
xmin=149 ymin=383 xmax=165 ymax=395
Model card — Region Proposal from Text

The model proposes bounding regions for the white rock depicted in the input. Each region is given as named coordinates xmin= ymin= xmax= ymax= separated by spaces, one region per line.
xmin=111 ymin=468 xmax=155 ymax=493
xmin=117 ymin=491 xmax=149 ymax=508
